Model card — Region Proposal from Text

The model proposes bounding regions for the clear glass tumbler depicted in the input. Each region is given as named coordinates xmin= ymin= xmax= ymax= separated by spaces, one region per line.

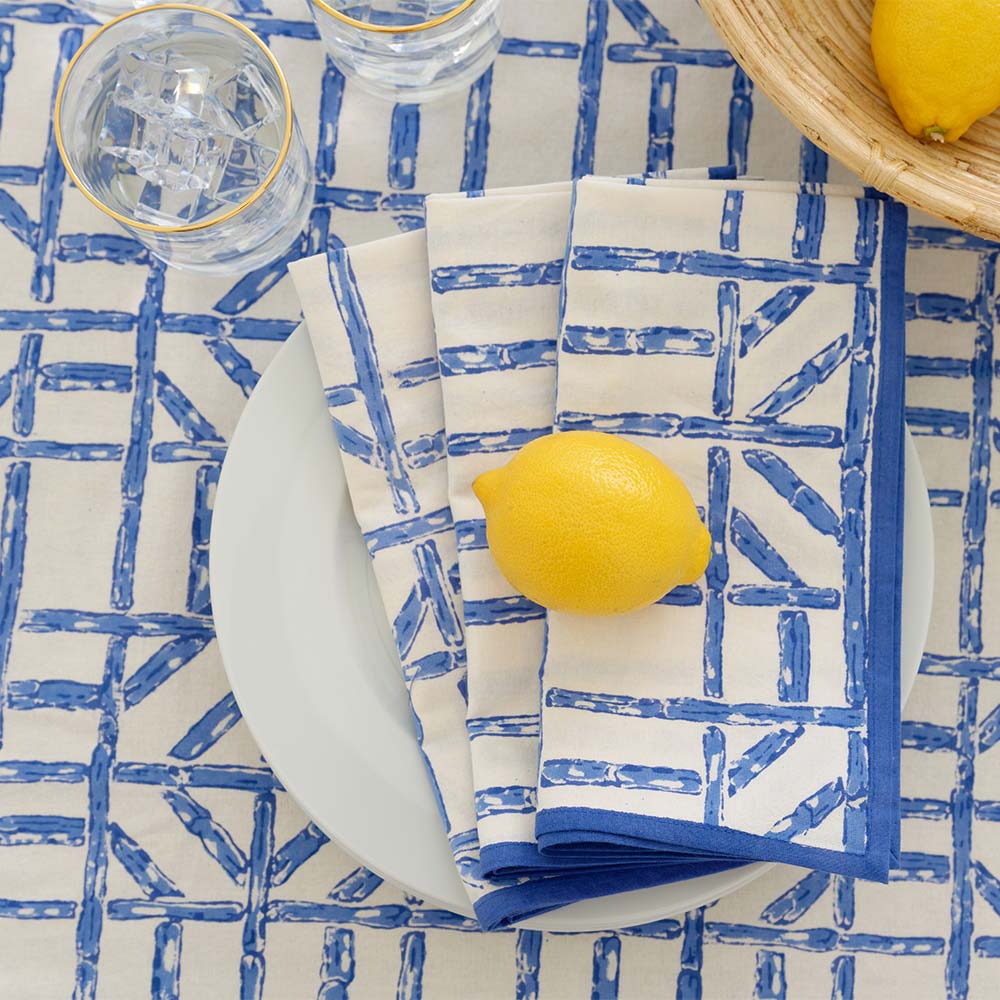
xmin=309 ymin=0 xmax=504 ymax=103
xmin=56 ymin=4 xmax=314 ymax=274
xmin=70 ymin=0 xmax=219 ymax=26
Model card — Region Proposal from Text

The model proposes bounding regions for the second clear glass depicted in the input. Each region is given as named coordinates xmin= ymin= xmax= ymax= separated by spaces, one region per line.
xmin=309 ymin=0 xmax=504 ymax=103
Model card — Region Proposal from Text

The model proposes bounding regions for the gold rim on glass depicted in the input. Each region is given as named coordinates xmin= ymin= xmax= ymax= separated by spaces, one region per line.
xmin=54 ymin=3 xmax=294 ymax=234
xmin=309 ymin=0 xmax=478 ymax=34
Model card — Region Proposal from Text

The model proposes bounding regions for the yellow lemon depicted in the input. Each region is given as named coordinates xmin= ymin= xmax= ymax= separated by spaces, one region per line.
xmin=872 ymin=0 xmax=1000 ymax=142
xmin=472 ymin=430 xmax=711 ymax=616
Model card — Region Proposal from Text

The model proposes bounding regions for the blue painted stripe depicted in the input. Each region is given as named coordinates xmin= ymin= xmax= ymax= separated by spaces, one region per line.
xmin=515 ymin=929 xmax=542 ymax=1000
xmin=388 ymin=104 xmax=419 ymax=190
xmin=728 ymin=725 xmax=804 ymax=796
xmin=114 ymin=763 xmax=280 ymax=792
xmin=902 ymin=720 xmax=957 ymax=753
xmin=460 ymin=66 xmax=492 ymax=191
xmin=328 ymin=248 xmax=417 ymax=514
xmin=0 ymin=814 xmax=84 ymax=846
xmin=646 ymin=65 xmax=677 ymax=173
xmin=960 ymin=251 xmax=996 ymax=652
xmin=731 ymin=508 xmax=804 ymax=585
xmin=123 ymin=636 xmax=212 ymax=708
xmin=777 ymin=612 xmax=810 ymax=701
xmin=558 ymin=411 xmax=843 ymax=448
xmin=38 ymin=362 xmax=132 ymax=393
xmin=753 ymin=950 xmax=786 ymax=1000
xmin=319 ymin=927 xmax=355 ymax=999
xmin=168 ymin=692 xmax=242 ymax=761
xmin=591 ymin=934 xmax=621 ymax=1000
xmin=571 ymin=244 xmax=869 ymax=284
xmin=748 ymin=334 xmax=852 ymax=419
xmin=728 ymin=67 xmax=754 ymax=173
xmin=767 ymin=779 xmax=845 ymax=840
xmin=432 ymin=260 xmax=562 ymax=292
xmin=363 ymin=508 xmax=453 ymax=553
xmin=545 ymin=687 xmax=863 ymax=726
xmin=607 ymin=45 xmax=733 ymax=66
xmin=316 ymin=59 xmax=345 ymax=181
xmin=739 ymin=286 xmax=815 ymax=356
xmin=270 ymin=823 xmax=330 ymax=888
xmin=573 ymin=0 xmax=608 ymax=177
xmin=563 ymin=324 xmax=713 ymax=357
xmin=720 ymin=190 xmax=743 ymax=252
xmin=7 ymin=678 xmax=101 ymax=711
xmin=467 ymin=714 xmax=539 ymax=739
xmin=454 ymin=518 xmax=488 ymax=551
xmin=891 ymin=853 xmax=950 ymax=883
xmin=703 ymin=727 xmax=725 ymax=825
xmin=109 ymin=823 xmax=182 ymax=899
xmin=162 ymin=787 xmax=248 ymax=883
xmin=13 ymin=333 xmax=42 ymax=434
xmin=329 ymin=867 xmax=384 ymax=903
xmin=154 ymin=372 xmax=222 ymax=444
xmin=728 ymin=584 xmax=840 ymax=609
xmin=713 ymin=281 xmax=738 ymax=417
xmin=540 ymin=758 xmax=701 ymax=794
xmin=905 ymin=406 xmax=969 ymax=438
xmin=396 ymin=931 xmax=426 ymax=1000
xmin=743 ymin=449 xmax=840 ymax=538
xmin=613 ymin=0 xmax=677 ymax=43
xmin=32 ymin=28 xmax=82 ymax=302
xmin=792 ymin=190 xmax=825 ymax=260
xmin=463 ymin=596 xmax=544 ymax=626
xmin=240 ymin=792 xmax=274 ymax=1000
xmin=448 ymin=426 xmax=549 ymax=455
xmin=440 ymin=338 xmax=557 ymax=374
xmin=906 ymin=292 xmax=975 ymax=324
xmin=759 ymin=870 xmax=830 ymax=925
xmin=111 ymin=262 xmax=162 ymax=611
xmin=703 ymin=447 xmax=729 ymax=698
xmin=500 ymin=38 xmax=581 ymax=58
xmin=475 ymin=785 xmax=536 ymax=817
xmin=0 ymin=462 xmax=30 ymax=748
xmin=0 ymin=437 xmax=123 ymax=460
xmin=151 ymin=921 xmax=182 ymax=1000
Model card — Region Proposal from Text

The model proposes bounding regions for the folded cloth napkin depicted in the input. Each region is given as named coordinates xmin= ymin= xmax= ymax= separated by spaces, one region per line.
xmin=424 ymin=168 xmax=736 ymax=878
xmin=289 ymin=226 xmax=741 ymax=932
xmin=535 ymin=177 xmax=906 ymax=881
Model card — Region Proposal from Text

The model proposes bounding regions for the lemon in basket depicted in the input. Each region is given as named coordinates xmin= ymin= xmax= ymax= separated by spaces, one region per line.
xmin=472 ymin=430 xmax=710 ymax=616
xmin=872 ymin=0 xmax=1000 ymax=143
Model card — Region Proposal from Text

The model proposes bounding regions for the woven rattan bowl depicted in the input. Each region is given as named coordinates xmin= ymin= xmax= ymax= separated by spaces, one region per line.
xmin=701 ymin=0 xmax=1000 ymax=240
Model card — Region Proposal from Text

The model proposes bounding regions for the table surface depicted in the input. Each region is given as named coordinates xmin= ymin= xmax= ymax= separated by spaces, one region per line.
xmin=0 ymin=2 xmax=997 ymax=997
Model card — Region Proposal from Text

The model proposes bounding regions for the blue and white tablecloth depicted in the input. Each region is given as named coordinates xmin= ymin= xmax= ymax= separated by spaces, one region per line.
xmin=0 ymin=1 xmax=998 ymax=996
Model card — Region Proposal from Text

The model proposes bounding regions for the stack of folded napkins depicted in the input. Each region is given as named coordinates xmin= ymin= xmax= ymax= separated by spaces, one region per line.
xmin=290 ymin=169 xmax=906 ymax=931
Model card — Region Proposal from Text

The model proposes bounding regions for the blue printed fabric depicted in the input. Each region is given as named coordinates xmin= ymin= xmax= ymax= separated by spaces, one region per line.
xmin=535 ymin=177 xmax=907 ymax=880
xmin=5 ymin=0 xmax=1000 ymax=994
xmin=288 ymin=228 xmax=742 ymax=931
xmin=424 ymin=169 xmax=734 ymax=879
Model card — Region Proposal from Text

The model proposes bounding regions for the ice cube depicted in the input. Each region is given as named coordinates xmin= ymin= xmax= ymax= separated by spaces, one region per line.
xmin=130 ymin=117 xmax=228 ymax=193
xmin=211 ymin=137 xmax=278 ymax=205
xmin=211 ymin=64 xmax=282 ymax=140
xmin=98 ymin=96 xmax=141 ymax=158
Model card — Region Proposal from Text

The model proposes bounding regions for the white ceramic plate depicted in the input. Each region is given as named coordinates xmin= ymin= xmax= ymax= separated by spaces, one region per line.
xmin=211 ymin=324 xmax=933 ymax=931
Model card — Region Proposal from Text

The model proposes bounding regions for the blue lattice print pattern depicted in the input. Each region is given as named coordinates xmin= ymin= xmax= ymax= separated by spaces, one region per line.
xmin=535 ymin=178 xmax=906 ymax=879
xmin=424 ymin=170 xmax=734 ymax=881
xmin=1 ymin=0 xmax=1000 ymax=996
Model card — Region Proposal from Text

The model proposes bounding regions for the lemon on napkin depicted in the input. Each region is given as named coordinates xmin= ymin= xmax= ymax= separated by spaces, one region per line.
xmin=472 ymin=430 xmax=710 ymax=616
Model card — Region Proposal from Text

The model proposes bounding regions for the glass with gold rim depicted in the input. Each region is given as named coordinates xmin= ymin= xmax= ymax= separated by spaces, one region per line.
xmin=56 ymin=4 xmax=313 ymax=274
xmin=68 ymin=0 xmax=220 ymax=26
xmin=309 ymin=0 xmax=504 ymax=103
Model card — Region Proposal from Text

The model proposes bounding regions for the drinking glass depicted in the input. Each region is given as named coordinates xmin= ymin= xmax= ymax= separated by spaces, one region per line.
xmin=56 ymin=4 xmax=314 ymax=274
xmin=71 ymin=0 xmax=219 ymax=25
xmin=309 ymin=0 xmax=504 ymax=103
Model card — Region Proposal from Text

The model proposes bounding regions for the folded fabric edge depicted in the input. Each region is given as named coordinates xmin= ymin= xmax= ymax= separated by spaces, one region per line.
xmin=473 ymin=857 xmax=749 ymax=932
xmin=535 ymin=806 xmax=892 ymax=883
